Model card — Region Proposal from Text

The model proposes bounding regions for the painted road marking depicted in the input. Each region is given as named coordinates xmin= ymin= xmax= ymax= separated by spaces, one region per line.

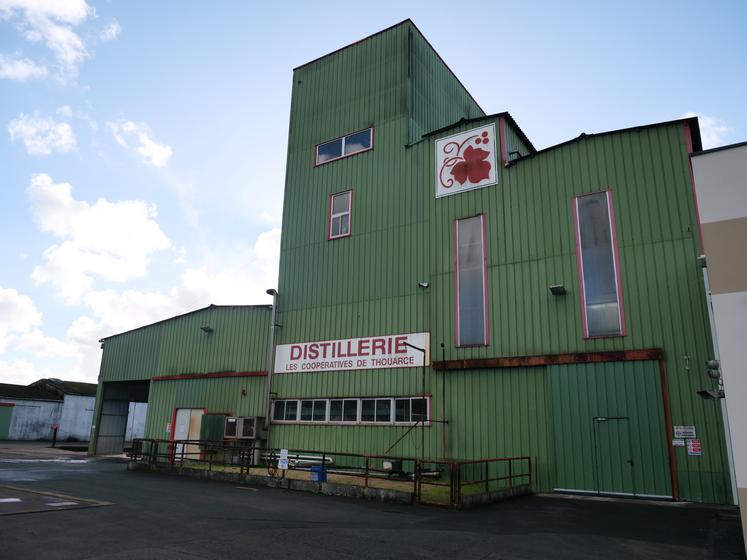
xmin=0 ymin=498 xmax=22 ymax=503
xmin=0 ymin=485 xmax=113 ymax=515
xmin=47 ymin=501 xmax=79 ymax=507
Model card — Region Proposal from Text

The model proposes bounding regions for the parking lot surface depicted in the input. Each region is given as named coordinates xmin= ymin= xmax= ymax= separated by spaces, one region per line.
xmin=0 ymin=443 xmax=743 ymax=559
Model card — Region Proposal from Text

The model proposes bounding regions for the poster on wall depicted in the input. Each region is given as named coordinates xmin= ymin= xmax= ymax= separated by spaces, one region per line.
xmin=275 ymin=332 xmax=430 ymax=374
xmin=435 ymin=123 xmax=498 ymax=198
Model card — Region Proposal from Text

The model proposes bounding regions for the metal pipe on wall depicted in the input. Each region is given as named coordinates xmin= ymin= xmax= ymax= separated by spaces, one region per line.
xmin=264 ymin=289 xmax=278 ymax=436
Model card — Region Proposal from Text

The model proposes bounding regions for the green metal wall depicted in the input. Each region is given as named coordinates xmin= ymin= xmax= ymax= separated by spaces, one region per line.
xmin=144 ymin=376 xmax=266 ymax=440
xmin=0 ymin=405 xmax=12 ymax=440
xmin=98 ymin=305 xmax=270 ymax=381
xmin=275 ymin=20 xmax=729 ymax=503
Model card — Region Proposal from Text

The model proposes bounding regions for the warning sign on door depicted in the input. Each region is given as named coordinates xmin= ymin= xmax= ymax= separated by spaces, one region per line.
xmin=687 ymin=439 xmax=702 ymax=456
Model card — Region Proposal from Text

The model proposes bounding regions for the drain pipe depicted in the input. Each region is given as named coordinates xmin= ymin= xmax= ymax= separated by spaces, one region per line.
xmin=264 ymin=289 xmax=279 ymax=439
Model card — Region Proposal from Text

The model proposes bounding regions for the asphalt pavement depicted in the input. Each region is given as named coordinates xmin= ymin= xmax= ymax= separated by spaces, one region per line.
xmin=0 ymin=442 xmax=743 ymax=559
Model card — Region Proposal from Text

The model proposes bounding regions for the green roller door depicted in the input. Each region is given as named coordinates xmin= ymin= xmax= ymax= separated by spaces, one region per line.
xmin=551 ymin=361 xmax=672 ymax=499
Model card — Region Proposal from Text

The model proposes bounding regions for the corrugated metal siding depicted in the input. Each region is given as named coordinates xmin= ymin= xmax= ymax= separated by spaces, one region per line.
xmin=144 ymin=377 xmax=266 ymax=440
xmin=503 ymin=121 xmax=532 ymax=158
xmin=98 ymin=306 xmax=270 ymax=382
xmin=407 ymin=25 xmax=484 ymax=143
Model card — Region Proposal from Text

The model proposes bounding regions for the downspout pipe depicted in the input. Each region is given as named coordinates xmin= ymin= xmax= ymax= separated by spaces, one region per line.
xmin=264 ymin=289 xmax=278 ymax=435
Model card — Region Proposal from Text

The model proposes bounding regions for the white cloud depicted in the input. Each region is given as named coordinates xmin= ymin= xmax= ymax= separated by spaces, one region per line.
xmin=0 ymin=0 xmax=93 ymax=80
xmin=10 ymin=328 xmax=78 ymax=358
xmin=27 ymin=173 xmax=172 ymax=303
xmin=99 ymin=19 xmax=120 ymax=41
xmin=8 ymin=111 xmax=77 ymax=155
xmin=0 ymin=358 xmax=55 ymax=385
xmin=0 ymin=53 xmax=47 ymax=81
xmin=56 ymin=105 xmax=73 ymax=118
xmin=108 ymin=120 xmax=173 ymax=168
xmin=0 ymin=286 xmax=42 ymax=353
xmin=682 ymin=112 xmax=732 ymax=150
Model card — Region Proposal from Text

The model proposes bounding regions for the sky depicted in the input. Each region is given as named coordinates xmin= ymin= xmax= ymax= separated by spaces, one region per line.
xmin=1 ymin=0 xmax=745 ymax=385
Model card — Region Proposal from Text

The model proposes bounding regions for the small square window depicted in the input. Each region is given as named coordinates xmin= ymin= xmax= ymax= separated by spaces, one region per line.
xmin=361 ymin=399 xmax=375 ymax=422
xmin=343 ymin=400 xmax=358 ymax=422
xmin=330 ymin=399 xmax=343 ymax=422
xmin=317 ymin=138 xmax=343 ymax=163
xmin=284 ymin=400 xmax=298 ymax=421
xmin=344 ymin=129 xmax=372 ymax=155
xmin=329 ymin=191 xmax=352 ymax=240
xmin=375 ymin=399 xmax=391 ymax=422
xmin=395 ymin=399 xmax=410 ymax=422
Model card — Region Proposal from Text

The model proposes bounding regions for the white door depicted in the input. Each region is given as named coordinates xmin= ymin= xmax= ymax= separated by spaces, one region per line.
xmin=174 ymin=408 xmax=203 ymax=461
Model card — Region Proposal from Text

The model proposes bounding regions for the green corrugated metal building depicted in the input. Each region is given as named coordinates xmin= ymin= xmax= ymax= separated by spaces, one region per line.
xmin=90 ymin=20 xmax=732 ymax=504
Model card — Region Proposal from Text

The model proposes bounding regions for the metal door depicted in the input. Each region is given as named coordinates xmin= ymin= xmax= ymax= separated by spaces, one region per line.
xmin=174 ymin=409 xmax=203 ymax=461
xmin=592 ymin=416 xmax=635 ymax=496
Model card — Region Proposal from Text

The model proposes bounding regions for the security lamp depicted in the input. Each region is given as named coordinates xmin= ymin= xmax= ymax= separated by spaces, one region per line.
xmin=266 ymin=288 xmax=277 ymax=296
xmin=418 ymin=282 xmax=429 ymax=289
xmin=549 ymin=284 xmax=567 ymax=296
xmin=706 ymin=359 xmax=721 ymax=381
xmin=697 ymin=389 xmax=725 ymax=400
xmin=200 ymin=326 xmax=214 ymax=333
xmin=697 ymin=254 xmax=707 ymax=268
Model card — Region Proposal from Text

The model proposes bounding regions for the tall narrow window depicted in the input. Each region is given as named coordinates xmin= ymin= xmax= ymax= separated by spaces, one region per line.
xmin=328 ymin=190 xmax=352 ymax=240
xmin=455 ymin=215 xmax=489 ymax=346
xmin=574 ymin=190 xmax=625 ymax=337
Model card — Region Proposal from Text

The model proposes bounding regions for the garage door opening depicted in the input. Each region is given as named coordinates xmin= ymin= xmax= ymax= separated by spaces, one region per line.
xmin=92 ymin=380 xmax=149 ymax=455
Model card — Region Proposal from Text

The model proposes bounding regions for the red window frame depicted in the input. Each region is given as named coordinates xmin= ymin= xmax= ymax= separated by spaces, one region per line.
xmin=454 ymin=214 xmax=490 ymax=347
xmin=328 ymin=189 xmax=353 ymax=240
xmin=314 ymin=127 xmax=374 ymax=167
xmin=572 ymin=189 xmax=626 ymax=339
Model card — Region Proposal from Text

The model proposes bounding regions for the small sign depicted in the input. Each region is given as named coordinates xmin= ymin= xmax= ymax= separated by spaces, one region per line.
xmin=278 ymin=448 xmax=289 ymax=470
xmin=166 ymin=422 xmax=171 ymax=434
xmin=687 ymin=439 xmax=702 ymax=456
xmin=674 ymin=425 xmax=696 ymax=438
xmin=672 ymin=439 xmax=685 ymax=447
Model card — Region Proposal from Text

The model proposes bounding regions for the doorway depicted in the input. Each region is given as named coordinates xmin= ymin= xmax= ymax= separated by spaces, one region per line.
xmin=592 ymin=416 xmax=635 ymax=496
xmin=173 ymin=408 xmax=204 ymax=461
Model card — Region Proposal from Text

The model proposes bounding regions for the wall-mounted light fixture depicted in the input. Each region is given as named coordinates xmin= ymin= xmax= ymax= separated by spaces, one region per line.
xmin=200 ymin=326 xmax=214 ymax=333
xmin=418 ymin=281 xmax=429 ymax=289
xmin=549 ymin=284 xmax=567 ymax=296
xmin=697 ymin=388 xmax=725 ymax=400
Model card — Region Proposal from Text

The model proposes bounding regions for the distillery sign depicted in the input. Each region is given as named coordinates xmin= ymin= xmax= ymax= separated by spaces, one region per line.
xmin=274 ymin=332 xmax=430 ymax=373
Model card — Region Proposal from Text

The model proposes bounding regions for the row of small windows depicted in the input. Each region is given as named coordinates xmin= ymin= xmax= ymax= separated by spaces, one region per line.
xmin=272 ymin=396 xmax=429 ymax=425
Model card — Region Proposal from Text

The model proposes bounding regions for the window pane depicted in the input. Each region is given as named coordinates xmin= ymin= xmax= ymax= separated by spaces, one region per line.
xmin=411 ymin=398 xmax=427 ymax=422
xmin=273 ymin=401 xmax=285 ymax=421
xmin=312 ymin=400 xmax=326 ymax=421
xmin=284 ymin=400 xmax=298 ymax=421
xmin=225 ymin=417 xmax=237 ymax=437
xmin=361 ymin=399 xmax=375 ymax=422
xmin=343 ymin=400 xmax=358 ymax=422
xmin=330 ymin=400 xmax=343 ymax=422
xmin=332 ymin=192 xmax=350 ymax=214
xmin=375 ymin=399 xmax=391 ymax=422
xmin=339 ymin=213 xmax=349 ymax=236
xmin=577 ymin=193 xmax=620 ymax=336
xmin=456 ymin=216 xmax=487 ymax=345
xmin=395 ymin=399 xmax=410 ymax=422
xmin=330 ymin=216 xmax=341 ymax=237
xmin=300 ymin=400 xmax=313 ymax=421
xmin=344 ymin=129 xmax=371 ymax=155
xmin=317 ymin=138 xmax=342 ymax=163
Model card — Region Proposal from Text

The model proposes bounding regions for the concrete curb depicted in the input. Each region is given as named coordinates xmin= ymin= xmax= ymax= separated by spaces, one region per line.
xmin=128 ymin=462 xmax=532 ymax=508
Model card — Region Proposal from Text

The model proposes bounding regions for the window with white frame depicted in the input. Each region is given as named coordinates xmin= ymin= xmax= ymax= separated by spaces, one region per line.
xmin=315 ymin=128 xmax=373 ymax=165
xmin=272 ymin=397 xmax=429 ymax=425
xmin=455 ymin=214 xmax=489 ymax=346
xmin=329 ymin=190 xmax=352 ymax=239
xmin=574 ymin=190 xmax=625 ymax=337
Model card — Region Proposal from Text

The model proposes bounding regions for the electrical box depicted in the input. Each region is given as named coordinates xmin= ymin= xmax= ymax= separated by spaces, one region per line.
xmin=236 ymin=416 xmax=265 ymax=439
xmin=224 ymin=416 xmax=237 ymax=438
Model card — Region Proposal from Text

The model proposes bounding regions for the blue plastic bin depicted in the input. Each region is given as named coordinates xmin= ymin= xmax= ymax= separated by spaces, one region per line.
xmin=310 ymin=465 xmax=327 ymax=482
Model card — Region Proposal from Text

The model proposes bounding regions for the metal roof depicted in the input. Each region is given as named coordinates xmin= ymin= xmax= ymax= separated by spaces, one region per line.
xmin=30 ymin=378 xmax=98 ymax=397
xmin=0 ymin=383 xmax=62 ymax=402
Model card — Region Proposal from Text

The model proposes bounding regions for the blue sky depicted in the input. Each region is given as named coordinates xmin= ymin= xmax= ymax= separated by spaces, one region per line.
xmin=1 ymin=0 xmax=745 ymax=384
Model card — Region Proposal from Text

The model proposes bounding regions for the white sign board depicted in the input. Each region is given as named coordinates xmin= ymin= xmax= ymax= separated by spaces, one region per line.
xmin=672 ymin=439 xmax=685 ymax=447
xmin=278 ymin=448 xmax=289 ymax=470
xmin=275 ymin=332 xmax=430 ymax=374
xmin=674 ymin=425 xmax=696 ymax=439
xmin=435 ymin=123 xmax=498 ymax=198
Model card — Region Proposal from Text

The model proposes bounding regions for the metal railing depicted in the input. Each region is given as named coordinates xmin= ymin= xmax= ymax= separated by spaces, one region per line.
xmin=129 ymin=438 xmax=531 ymax=508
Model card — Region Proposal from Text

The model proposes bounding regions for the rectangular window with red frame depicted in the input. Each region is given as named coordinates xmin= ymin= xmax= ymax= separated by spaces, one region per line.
xmin=454 ymin=214 xmax=489 ymax=346
xmin=328 ymin=190 xmax=352 ymax=240
xmin=574 ymin=190 xmax=625 ymax=338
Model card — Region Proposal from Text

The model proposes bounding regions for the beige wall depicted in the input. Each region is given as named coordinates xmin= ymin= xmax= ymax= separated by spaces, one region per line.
xmin=692 ymin=142 xmax=747 ymax=546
